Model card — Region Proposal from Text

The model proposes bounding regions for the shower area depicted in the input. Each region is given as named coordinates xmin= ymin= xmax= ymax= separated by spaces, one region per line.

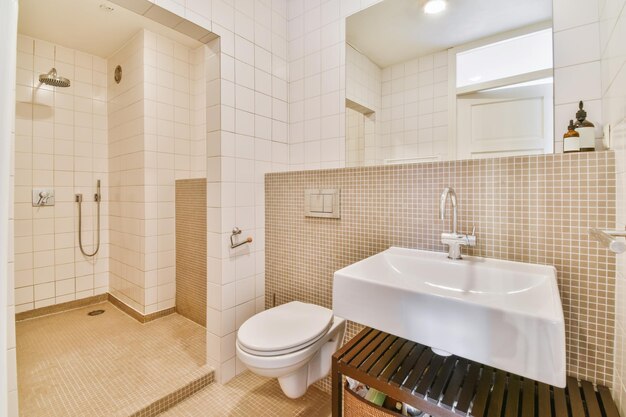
xmin=12 ymin=0 xmax=218 ymax=415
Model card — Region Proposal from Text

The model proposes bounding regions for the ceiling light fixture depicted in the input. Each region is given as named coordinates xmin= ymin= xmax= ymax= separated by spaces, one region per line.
xmin=423 ymin=0 xmax=447 ymax=14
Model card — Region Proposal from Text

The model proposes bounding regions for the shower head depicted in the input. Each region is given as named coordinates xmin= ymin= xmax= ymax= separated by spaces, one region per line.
xmin=39 ymin=68 xmax=70 ymax=88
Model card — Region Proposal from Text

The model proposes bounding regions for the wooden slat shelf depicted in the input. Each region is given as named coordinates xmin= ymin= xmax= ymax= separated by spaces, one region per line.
xmin=332 ymin=328 xmax=621 ymax=417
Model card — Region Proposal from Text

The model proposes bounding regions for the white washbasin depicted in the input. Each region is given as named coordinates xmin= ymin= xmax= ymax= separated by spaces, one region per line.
xmin=332 ymin=247 xmax=566 ymax=387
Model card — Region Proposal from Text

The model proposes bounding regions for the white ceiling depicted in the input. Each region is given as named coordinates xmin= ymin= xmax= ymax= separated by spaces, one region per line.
xmin=18 ymin=0 xmax=202 ymax=58
xmin=346 ymin=0 xmax=552 ymax=68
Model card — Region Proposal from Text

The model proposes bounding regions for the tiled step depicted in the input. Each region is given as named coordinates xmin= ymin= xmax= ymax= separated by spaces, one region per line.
xmin=126 ymin=366 xmax=215 ymax=417
xmin=16 ymin=302 xmax=212 ymax=417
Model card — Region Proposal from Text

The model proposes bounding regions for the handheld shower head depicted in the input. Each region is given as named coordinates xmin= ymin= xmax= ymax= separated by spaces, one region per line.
xmin=39 ymin=68 xmax=71 ymax=88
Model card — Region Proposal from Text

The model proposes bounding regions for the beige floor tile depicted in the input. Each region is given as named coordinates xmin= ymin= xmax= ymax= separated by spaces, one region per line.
xmin=16 ymin=302 xmax=211 ymax=417
xmin=160 ymin=371 xmax=331 ymax=417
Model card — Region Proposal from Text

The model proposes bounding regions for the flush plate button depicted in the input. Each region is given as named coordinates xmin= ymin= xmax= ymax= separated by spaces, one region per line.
xmin=305 ymin=188 xmax=340 ymax=218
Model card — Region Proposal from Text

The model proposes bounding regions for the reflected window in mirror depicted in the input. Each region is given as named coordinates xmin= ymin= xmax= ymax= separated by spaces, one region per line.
xmin=455 ymin=27 xmax=554 ymax=159
xmin=345 ymin=0 xmax=555 ymax=166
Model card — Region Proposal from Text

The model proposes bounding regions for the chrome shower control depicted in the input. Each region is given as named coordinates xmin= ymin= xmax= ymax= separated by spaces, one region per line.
xmin=32 ymin=188 xmax=55 ymax=207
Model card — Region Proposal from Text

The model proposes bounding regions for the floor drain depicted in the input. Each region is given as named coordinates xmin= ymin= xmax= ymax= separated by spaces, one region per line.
xmin=88 ymin=310 xmax=105 ymax=316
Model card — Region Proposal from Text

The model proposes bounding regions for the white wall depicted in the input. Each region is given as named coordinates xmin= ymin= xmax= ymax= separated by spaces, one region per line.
xmin=553 ymin=0 xmax=604 ymax=153
xmin=108 ymin=29 xmax=208 ymax=316
xmin=601 ymin=0 xmax=626 ymax=411
xmin=108 ymin=31 xmax=147 ymax=313
xmin=345 ymin=106 xmax=365 ymax=166
xmin=346 ymin=44 xmax=380 ymax=112
xmin=13 ymin=35 xmax=109 ymax=313
xmin=345 ymin=44 xmax=380 ymax=165
xmin=345 ymin=44 xmax=449 ymax=165
xmin=144 ymin=31 xmax=204 ymax=313
xmin=116 ymin=0 xmax=290 ymax=384
xmin=379 ymin=51 xmax=448 ymax=163
xmin=1 ymin=0 xmax=19 ymax=415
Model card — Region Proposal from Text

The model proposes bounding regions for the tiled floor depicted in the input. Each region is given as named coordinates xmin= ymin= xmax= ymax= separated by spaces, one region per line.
xmin=16 ymin=301 xmax=212 ymax=417
xmin=160 ymin=371 xmax=331 ymax=417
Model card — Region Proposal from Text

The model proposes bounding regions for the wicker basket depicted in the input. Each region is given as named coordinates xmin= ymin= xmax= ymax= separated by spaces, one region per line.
xmin=344 ymin=383 xmax=402 ymax=417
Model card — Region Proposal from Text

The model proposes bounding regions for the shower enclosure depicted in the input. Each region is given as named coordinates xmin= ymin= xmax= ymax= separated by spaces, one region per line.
xmin=12 ymin=20 xmax=210 ymax=318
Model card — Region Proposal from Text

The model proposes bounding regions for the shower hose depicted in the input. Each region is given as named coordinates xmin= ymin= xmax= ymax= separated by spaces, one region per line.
xmin=76 ymin=181 xmax=101 ymax=257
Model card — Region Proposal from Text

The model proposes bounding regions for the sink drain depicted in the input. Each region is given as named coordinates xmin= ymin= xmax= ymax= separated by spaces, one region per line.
xmin=88 ymin=310 xmax=105 ymax=316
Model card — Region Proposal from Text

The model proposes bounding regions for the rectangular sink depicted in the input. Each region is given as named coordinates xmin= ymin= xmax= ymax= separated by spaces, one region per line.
xmin=332 ymin=247 xmax=565 ymax=387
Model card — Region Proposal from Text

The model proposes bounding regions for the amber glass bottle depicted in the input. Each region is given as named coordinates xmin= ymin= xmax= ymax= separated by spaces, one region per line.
xmin=563 ymin=119 xmax=580 ymax=153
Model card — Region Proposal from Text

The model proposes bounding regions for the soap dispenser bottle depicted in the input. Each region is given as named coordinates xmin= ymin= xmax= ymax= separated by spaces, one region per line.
xmin=574 ymin=101 xmax=595 ymax=151
xmin=563 ymin=119 xmax=580 ymax=153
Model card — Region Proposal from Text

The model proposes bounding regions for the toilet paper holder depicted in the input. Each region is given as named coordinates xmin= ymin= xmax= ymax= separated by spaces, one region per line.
xmin=589 ymin=228 xmax=626 ymax=254
xmin=231 ymin=227 xmax=253 ymax=249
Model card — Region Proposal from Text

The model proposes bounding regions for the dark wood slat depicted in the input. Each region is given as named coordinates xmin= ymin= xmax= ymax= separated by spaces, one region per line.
xmin=568 ymin=377 xmax=586 ymax=417
xmin=369 ymin=337 xmax=405 ymax=377
xmin=339 ymin=363 xmax=460 ymax=417
xmin=390 ymin=344 xmax=426 ymax=387
xmin=553 ymin=387 xmax=568 ymax=417
xmin=470 ymin=366 xmax=494 ymax=417
xmin=486 ymin=370 xmax=507 ymax=417
xmin=521 ymin=378 xmax=535 ymax=417
xmin=332 ymin=360 xmax=342 ymax=417
xmin=359 ymin=334 xmax=398 ymax=373
xmin=415 ymin=354 xmax=445 ymax=396
xmin=581 ymin=380 xmax=603 ymax=417
xmin=427 ymin=357 xmax=458 ymax=404
xmin=440 ymin=358 xmax=467 ymax=410
xmin=334 ymin=327 xmax=373 ymax=361
xmin=598 ymin=385 xmax=621 ymax=417
xmin=341 ymin=329 xmax=382 ymax=365
xmin=455 ymin=362 xmax=481 ymax=415
xmin=504 ymin=375 xmax=521 ymax=417
xmin=380 ymin=340 xmax=415 ymax=382
xmin=402 ymin=348 xmax=435 ymax=392
xmin=334 ymin=328 xmax=624 ymax=417
xmin=349 ymin=330 xmax=388 ymax=368
xmin=537 ymin=383 xmax=551 ymax=417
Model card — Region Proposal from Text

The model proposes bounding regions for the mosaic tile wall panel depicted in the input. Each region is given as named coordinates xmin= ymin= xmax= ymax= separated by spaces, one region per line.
xmin=175 ymin=179 xmax=207 ymax=327
xmin=266 ymin=151 xmax=616 ymax=390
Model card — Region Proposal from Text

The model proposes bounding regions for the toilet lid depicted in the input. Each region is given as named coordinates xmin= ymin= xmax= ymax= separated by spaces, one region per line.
xmin=237 ymin=301 xmax=333 ymax=355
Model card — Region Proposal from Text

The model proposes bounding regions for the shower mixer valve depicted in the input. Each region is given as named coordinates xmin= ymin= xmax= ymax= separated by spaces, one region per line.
xmin=32 ymin=188 xmax=55 ymax=207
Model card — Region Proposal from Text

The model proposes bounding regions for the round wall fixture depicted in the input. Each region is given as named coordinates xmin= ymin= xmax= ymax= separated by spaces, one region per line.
xmin=114 ymin=65 xmax=122 ymax=84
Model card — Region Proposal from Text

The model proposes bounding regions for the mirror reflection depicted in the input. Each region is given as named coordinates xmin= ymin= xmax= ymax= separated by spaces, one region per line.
xmin=345 ymin=0 xmax=554 ymax=166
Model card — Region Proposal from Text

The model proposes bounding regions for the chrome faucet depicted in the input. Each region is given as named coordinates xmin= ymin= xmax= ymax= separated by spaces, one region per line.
xmin=439 ymin=187 xmax=476 ymax=259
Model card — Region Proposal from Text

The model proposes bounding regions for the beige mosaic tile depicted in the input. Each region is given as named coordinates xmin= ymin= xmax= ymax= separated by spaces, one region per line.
xmin=159 ymin=371 xmax=331 ymax=417
xmin=266 ymin=151 xmax=617 ymax=391
xmin=16 ymin=301 xmax=212 ymax=417
xmin=175 ymin=179 xmax=207 ymax=327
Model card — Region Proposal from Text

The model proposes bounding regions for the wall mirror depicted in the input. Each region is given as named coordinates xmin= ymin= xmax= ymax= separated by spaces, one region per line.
xmin=345 ymin=0 xmax=555 ymax=166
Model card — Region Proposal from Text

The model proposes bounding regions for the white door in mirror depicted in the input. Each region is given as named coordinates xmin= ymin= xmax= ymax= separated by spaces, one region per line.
xmin=457 ymin=84 xmax=554 ymax=159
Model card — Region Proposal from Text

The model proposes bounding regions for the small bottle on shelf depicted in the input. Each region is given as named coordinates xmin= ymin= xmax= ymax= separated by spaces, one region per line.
xmin=563 ymin=119 xmax=580 ymax=153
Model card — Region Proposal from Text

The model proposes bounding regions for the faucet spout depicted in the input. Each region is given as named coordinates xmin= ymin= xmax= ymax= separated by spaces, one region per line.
xmin=439 ymin=187 xmax=475 ymax=259
xmin=440 ymin=187 xmax=457 ymax=235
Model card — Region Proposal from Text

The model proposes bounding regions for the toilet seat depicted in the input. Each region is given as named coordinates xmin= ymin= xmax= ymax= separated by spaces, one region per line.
xmin=237 ymin=301 xmax=334 ymax=357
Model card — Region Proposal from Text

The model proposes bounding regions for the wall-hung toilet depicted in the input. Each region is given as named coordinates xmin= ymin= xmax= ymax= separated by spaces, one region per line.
xmin=236 ymin=301 xmax=346 ymax=398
